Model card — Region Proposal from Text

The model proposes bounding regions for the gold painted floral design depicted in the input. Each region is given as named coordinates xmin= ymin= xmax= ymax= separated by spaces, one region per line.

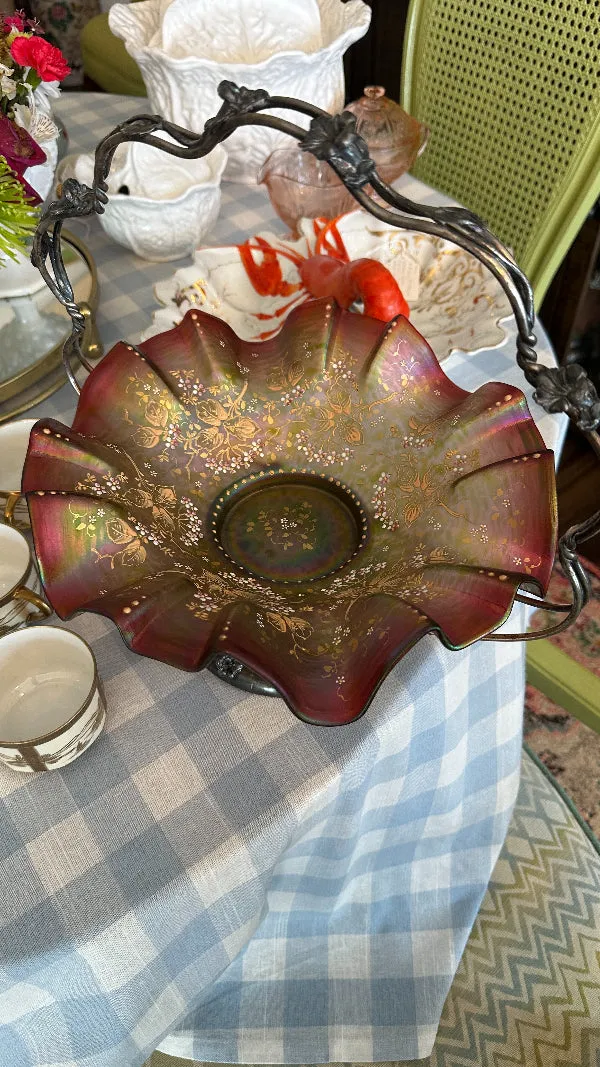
xmin=247 ymin=501 xmax=316 ymax=552
xmin=25 ymin=303 xmax=557 ymax=724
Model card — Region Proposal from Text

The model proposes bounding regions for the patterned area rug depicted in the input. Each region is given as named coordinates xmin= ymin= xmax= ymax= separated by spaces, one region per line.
xmin=525 ymin=555 xmax=600 ymax=837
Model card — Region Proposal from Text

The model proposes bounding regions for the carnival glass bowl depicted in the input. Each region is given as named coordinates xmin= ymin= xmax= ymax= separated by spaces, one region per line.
xmin=23 ymin=300 xmax=557 ymax=725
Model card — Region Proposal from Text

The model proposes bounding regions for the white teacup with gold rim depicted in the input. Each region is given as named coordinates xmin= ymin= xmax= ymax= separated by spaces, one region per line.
xmin=0 ymin=418 xmax=37 ymax=528
xmin=0 ymin=626 xmax=106 ymax=772
xmin=0 ymin=524 xmax=51 ymax=635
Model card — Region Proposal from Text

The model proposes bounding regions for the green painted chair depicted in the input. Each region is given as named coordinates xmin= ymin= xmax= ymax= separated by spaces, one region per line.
xmin=526 ymin=631 xmax=600 ymax=734
xmin=81 ymin=5 xmax=146 ymax=97
xmin=402 ymin=0 xmax=600 ymax=733
xmin=401 ymin=0 xmax=600 ymax=309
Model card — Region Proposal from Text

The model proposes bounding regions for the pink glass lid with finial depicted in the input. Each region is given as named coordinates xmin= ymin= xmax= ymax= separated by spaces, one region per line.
xmin=260 ymin=86 xmax=429 ymax=234
xmin=346 ymin=85 xmax=429 ymax=183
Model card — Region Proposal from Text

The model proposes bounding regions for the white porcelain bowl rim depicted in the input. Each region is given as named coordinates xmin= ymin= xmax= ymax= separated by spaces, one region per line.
xmin=107 ymin=185 xmax=218 ymax=206
xmin=110 ymin=4 xmax=370 ymax=68
xmin=107 ymin=172 xmax=225 ymax=207
xmin=0 ymin=418 xmax=38 ymax=492
xmin=96 ymin=145 xmax=227 ymax=206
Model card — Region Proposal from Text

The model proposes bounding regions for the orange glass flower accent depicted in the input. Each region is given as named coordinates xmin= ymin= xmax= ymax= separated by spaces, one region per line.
xmin=24 ymin=300 xmax=557 ymax=725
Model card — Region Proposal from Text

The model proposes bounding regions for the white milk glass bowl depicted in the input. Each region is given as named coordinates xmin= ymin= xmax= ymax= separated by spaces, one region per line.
xmin=72 ymin=138 xmax=228 ymax=261
xmin=108 ymin=0 xmax=371 ymax=182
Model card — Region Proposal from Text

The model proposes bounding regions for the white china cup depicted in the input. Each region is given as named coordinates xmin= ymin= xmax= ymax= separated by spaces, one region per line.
xmin=0 ymin=418 xmax=37 ymax=528
xmin=0 ymin=626 xmax=106 ymax=772
xmin=0 ymin=524 xmax=51 ymax=635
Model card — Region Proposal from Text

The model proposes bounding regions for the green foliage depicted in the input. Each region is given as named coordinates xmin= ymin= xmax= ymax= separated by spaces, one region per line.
xmin=0 ymin=156 xmax=38 ymax=262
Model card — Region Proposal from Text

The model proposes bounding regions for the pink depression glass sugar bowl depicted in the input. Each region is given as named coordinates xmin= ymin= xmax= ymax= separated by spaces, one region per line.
xmin=259 ymin=86 xmax=429 ymax=235
xmin=258 ymin=146 xmax=357 ymax=236
xmin=346 ymin=85 xmax=429 ymax=184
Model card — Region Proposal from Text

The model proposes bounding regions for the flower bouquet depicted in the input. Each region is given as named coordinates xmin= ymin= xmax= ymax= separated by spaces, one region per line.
xmin=0 ymin=8 xmax=69 ymax=288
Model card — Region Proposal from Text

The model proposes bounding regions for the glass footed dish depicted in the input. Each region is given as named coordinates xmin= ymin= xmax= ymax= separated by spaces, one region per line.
xmin=24 ymin=299 xmax=557 ymax=726
xmin=259 ymin=145 xmax=357 ymax=234
xmin=259 ymin=87 xmax=428 ymax=235
xmin=345 ymin=85 xmax=429 ymax=182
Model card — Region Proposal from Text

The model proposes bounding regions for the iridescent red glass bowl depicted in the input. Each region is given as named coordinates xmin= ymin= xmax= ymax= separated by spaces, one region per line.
xmin=23 ymin=300 xmax=557 ymax=725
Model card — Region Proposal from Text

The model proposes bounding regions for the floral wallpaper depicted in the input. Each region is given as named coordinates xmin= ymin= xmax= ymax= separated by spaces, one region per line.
xmin=29 ymin=1 xmax=100 ymax=85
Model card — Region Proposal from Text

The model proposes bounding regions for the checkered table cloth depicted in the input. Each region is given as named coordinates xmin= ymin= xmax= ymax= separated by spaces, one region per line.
xmin=0 ymin=94 xmax=567 ymax=1067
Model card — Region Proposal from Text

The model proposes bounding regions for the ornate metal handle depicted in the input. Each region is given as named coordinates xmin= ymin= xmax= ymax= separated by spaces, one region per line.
xmin=30 ymin=80 xmax=600 ymax=640
xmin=483 ymin=511 xmax=600 ymax=641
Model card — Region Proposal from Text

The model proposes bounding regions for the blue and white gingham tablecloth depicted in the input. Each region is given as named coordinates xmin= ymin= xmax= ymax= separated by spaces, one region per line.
xmin=0 ymin=94 xmax=567 ymax=1067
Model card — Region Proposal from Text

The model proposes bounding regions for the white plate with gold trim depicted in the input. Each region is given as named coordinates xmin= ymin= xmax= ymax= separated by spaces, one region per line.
xmin=142 ymin=208 xmax=512 ymax=361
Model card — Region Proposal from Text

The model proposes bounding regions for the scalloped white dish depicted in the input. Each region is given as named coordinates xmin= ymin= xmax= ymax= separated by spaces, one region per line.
xmin=142 ymin=208 xmax=512 ymax=361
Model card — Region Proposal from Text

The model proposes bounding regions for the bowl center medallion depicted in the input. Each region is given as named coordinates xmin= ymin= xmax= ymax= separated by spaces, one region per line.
xmin=210 ymin=471 xmax=368 ymax=584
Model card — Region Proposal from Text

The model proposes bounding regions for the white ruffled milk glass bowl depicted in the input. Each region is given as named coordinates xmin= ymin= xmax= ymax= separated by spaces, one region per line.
xmin=108 ymin=0 xmax=371 ymax=182
xmin=73 ymin=138 xmax=227 ymax=262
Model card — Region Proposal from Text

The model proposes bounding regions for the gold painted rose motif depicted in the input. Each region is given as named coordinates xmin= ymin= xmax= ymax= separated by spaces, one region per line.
xmin=24 ymin=300 xmax=557 ymax=725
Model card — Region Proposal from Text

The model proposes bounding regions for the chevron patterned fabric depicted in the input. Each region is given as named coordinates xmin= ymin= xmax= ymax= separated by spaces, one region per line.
xmin=150 ymin=752 xmax=600 ymax=1067
xmin=403 ymin=751 xmax=600 ymax=1066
